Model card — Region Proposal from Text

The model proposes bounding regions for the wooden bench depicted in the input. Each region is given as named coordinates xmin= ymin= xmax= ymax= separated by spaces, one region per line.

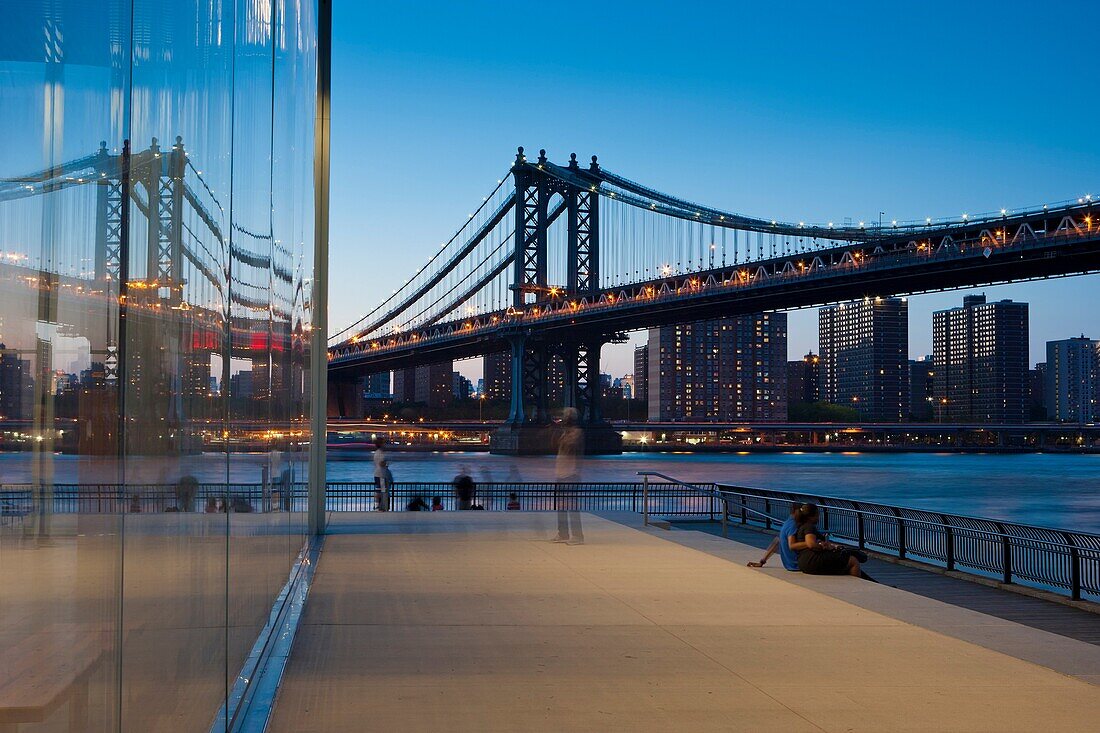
xmin=0 ymin=625 xmax=108 ymax=732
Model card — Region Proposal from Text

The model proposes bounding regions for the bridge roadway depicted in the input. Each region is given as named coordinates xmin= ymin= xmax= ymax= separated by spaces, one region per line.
xmin=268 ymin=511 xmax=1100 ymax=732
xmin=329 ymin=199 xmax=1100 ymax=375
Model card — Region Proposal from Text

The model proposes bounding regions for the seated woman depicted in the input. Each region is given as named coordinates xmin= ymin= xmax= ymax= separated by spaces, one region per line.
xmin=794 ymin=504 xmax=874 ymax=581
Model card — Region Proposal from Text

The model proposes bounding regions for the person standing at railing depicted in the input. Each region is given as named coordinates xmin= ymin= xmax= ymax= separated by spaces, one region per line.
xmin=454 ymin=467 xmax=475 ymax=510
xmin=747 ymin=504 xmax=804 ymax=571
xmin=553 ymin=408 xmax=585 ymax=545
xmin=373 ymin=437 xmax=392 ymax=511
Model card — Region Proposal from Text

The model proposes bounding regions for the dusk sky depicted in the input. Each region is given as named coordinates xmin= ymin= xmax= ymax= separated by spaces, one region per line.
xmin=328 ymin=2 xmax=1100 ymax=380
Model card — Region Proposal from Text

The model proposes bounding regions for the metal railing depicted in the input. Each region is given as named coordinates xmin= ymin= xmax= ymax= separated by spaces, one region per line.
xmin=4 ymin=479 xmax=1096 ymax=602
xmin=711 ymin=484 xmax=1100 ymax=602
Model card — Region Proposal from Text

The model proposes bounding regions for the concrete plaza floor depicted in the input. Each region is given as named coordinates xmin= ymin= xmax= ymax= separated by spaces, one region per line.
xmin=268 ymin=512 xmax=1100 ymax=732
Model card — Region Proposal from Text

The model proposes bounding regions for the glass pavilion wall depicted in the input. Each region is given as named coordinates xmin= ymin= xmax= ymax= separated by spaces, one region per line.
xmin=0 ymin=1 xmax=319 ymax=730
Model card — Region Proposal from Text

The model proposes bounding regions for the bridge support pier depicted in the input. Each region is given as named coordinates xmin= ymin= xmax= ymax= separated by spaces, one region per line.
xmin=491 ymin=332 xmax=621 ymax=455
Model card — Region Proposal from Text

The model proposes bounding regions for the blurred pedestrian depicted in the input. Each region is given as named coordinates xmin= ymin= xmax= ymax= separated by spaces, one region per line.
xmin=553 ymin=408 xmax=584 ymax=544
xmin=406 ymin=495 xmax=429 ymax=512
xmin=454 ymin=466 xmax=475 ymax=510
xmin=175 ymin=475 xmax=198 ymax=512
xmin=373 ymin=437 xmax=392 ymax=511
xmin=506 ymin=492 xmax=521 ymax=511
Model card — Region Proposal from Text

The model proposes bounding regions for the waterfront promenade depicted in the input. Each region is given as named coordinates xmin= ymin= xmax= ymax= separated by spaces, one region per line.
xmin=268 ymin=512 xmax=1100 ymax=732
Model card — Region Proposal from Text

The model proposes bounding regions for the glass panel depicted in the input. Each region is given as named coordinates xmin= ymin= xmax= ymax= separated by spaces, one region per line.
xmin=0 ymin=3 xmax=130 ymax=730
xmin=118 ymin=0 xmax=235 ymax=729
xmin=0 ymin=2 xmax=317 ymax=731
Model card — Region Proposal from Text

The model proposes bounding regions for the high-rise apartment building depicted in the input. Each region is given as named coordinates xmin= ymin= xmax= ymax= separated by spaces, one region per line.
xmin=483 ymin=349 xmax=567 ymax=407
xmin=932 ymin=295 xmax=1028 ymax=423
xmin=633 ymin=345 xmax=649 ymax=402
xmin=393 ymin=362 xmax=454 ymax=408
xmin=819 ymin=298 xmax=909 ymax=422
xmin=484 ymin=350 xmax=511 ymax=402
xmin=363 ymin=372 xmax=390 ymax=398
xmin=647 ymin=313 xmax=787 ymax=422
xmin=909 ymin=356 xmax=934 ymax=421
xmin=1031 ymin=363 xmax=1047 ymax=419
xmin=787 ymin=351 xmax=820 ymax=407
xmin=1045 ymin=337 xmax=1100 ymax=422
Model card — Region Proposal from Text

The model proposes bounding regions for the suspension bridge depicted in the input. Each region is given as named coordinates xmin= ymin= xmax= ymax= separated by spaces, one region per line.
xmin=328 ymin=147 xmax=1100 ymax=453
xmin=0 ymin=137 xmax=310 ymax=454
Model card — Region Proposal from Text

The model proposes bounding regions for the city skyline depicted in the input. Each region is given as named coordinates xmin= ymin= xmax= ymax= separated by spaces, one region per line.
xmin=330 ymin=2 xmax=1100 ymax=380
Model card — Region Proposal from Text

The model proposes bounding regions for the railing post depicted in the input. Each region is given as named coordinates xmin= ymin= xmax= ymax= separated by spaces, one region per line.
xmin=995 ymin=522 xmax=1012 ymax=585
xmin=891 ymin=507 xmax=906 ymax=558
xmin=1063 ymin=532 xmax=1081 ymax=601
xmin=764 ymin=498 xmax=771 ymax=530
xmin=857 ymin=511 xmax=865 ymax=550
xmin=941 ymin=514 xmax=955 ymax=571
xmin=720 ymin=493 xmax=728 ymax=538
xmin=740 ymin=495 xmax=746 ymax=524
xmin=642 ymin=474 xmax=649 ymax=526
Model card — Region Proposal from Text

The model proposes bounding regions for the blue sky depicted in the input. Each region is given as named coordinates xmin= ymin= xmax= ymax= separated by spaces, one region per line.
xmin=329 ymin=1 xmax=1100 ymax=378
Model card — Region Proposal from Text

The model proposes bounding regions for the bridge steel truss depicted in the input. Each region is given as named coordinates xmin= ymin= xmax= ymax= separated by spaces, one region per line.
xmin=497 ymin=149 xmax=618 ymax=450
xmin=1 ymin=138 xmax=306 ymax=454
xmin=328 ymin=149 xmax=1100 ymax=452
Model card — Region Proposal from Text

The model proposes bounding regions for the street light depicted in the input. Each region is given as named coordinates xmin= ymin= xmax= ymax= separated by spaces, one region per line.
xmin=479 ymin=393 xmax=486 ymax=423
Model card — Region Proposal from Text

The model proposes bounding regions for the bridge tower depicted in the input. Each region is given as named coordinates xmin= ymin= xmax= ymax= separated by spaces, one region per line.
xmin=493 ymin=149 xmax=621 ymax=454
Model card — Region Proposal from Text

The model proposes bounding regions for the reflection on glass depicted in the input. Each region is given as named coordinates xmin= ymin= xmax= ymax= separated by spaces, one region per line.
xmin=0 ymin=2 xmax=317 ymax=730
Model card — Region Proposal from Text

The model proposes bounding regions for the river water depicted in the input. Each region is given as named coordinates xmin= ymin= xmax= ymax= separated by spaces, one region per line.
xmin=330 ymin=450 xmax=1100 ymax=532
xmin=3 ymin=451 xmax=1098 ymax=532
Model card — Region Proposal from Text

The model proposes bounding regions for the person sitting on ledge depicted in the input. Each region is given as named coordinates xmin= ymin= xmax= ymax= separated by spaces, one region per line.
xmin=506 ymin=492 xmax=521 ymax=511
xmin=406 ymin=495 xmax=429 ymax=512
xmin=431 ymin=496 xmax=444 ymax=511
xmin=747 ymin=503 xmax=805 ymax=571
xmin=794 ymin=503 xmax=875 ymax=581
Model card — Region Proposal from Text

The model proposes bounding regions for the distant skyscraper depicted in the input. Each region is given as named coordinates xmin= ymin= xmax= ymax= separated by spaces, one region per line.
xmin=452 ymin=372 xmax=473 ymax=401
xmin=393 ymin=368 xmax=415 ymax=403
xmin=483 ymin=349 xmax=566 ymax=408
xmin=909 ymin=356 xmax=934 ymax=421
xmin=933 ymin=295 xmax=1028 ymax=423
xmin=1045 ymin=337 xmax=1100 ymax=423
xmin=364 ymin=372 xmax=390 ymax=398
xmin=416 ymin=362 xmax=453 ymax=408
xmin=230 ymin=370 xmax=254 ymax=399
xmin=787 ymin=351 xmax=820 ymax=406
xmin=633 ymin=345 xmax=649 ymax=402
xmin=618 ymin=374 xmax=634 ymax=401
xmin=648 ymin=313 xmax=787 ymax=422
xmin=0 ymin=344 xmax=33 ymax=420
xmin=1031 ymin=363 xmax=1047 ymax=418
xmin=484 ymin=350 xmax=511 ymax=402
xmin=819 ymin=298 xmax=908 ymax=422
xmin=393 ymin=363 xmax=453 ymax=408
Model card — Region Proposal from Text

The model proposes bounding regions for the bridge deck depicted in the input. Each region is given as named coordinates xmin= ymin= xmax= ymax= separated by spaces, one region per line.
xmin=269 ymin=512 xmax=1100 ymax=732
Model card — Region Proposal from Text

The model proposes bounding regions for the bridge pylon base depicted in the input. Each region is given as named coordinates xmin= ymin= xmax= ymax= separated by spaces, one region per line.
xmin=491 ymin=423 xmax=622 ymax=456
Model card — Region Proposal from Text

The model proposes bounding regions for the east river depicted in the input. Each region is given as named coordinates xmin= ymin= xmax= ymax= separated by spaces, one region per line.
xmin=2 ymin=450 xmax=1098 ymax=532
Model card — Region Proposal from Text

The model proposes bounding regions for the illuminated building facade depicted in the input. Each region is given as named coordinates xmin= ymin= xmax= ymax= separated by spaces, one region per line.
xmin=647 ymin=314 xmax=787 ymax=422
xmin=819 ymin=298 xmax=909 ymax=422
